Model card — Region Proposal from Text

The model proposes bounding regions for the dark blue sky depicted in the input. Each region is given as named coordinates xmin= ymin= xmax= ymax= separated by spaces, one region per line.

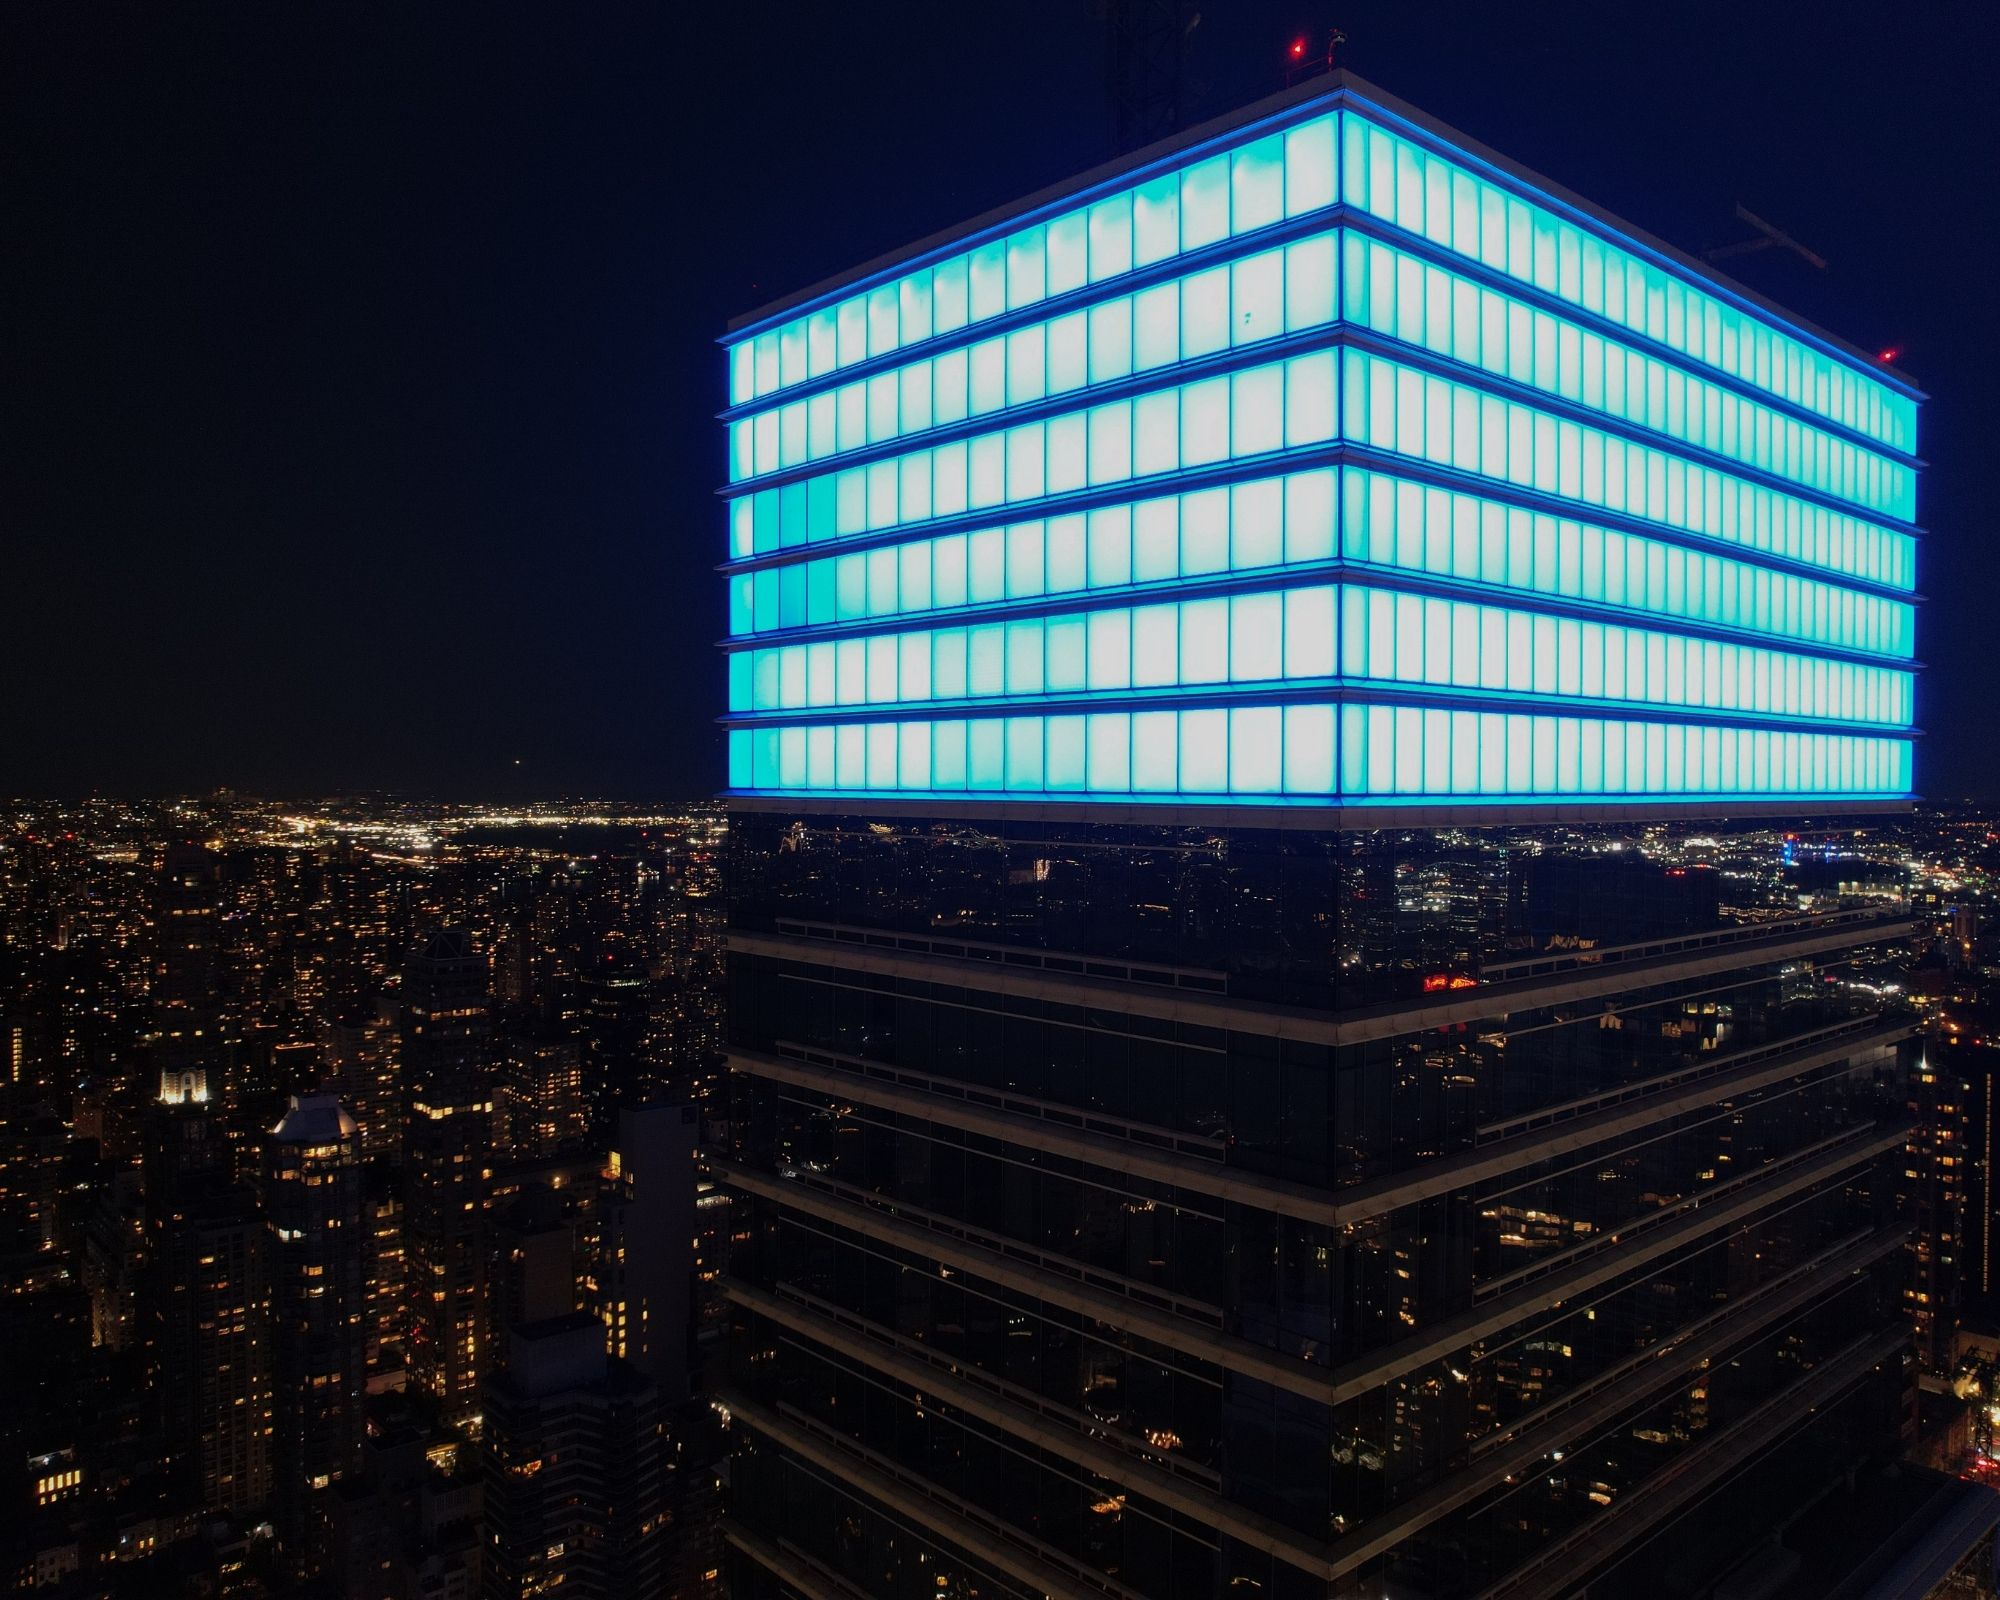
xmin=10 ymin=2 xmax=1995 ymax=799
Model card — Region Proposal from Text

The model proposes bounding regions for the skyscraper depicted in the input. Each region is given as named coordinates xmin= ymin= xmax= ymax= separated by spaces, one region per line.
xmin=580 ymin=938 xmax=657 ymax=1127
xmin=495 ymin=1026 xmax=587 ymax=1161
xmin=320 ymin=1005 xmax=401 ymax=1159
xmin=486 ymin=1181 xmax=576 ymax=1356
xmin=480 ymin=1311 xmax=669 ymax=1600
xmin=149 ymin=841 xmax=224 ymax=1110
xmin=140 ymin=1094 xmax=272 ymax=1519
xmin=600 ymin=1101 xmax=696 ymax=1395
xmin=715 ymin=72 xmax=1925 ymax=1598
xmin=264 ymin=1091 xmax=367 ymax=1576
xmin=400 ymin=929 xmax=494 ymax=1428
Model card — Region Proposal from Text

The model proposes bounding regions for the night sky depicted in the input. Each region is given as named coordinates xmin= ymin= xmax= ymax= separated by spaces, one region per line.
xmin=11 ymin=2 xmax=1997 ymax=800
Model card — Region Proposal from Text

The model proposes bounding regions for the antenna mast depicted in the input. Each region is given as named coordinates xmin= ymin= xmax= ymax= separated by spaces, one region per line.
xmin=1704 ymin=204 xmax=1829 ymax=271
xmin=1104 ymin=0 xmax=1202 ymax=154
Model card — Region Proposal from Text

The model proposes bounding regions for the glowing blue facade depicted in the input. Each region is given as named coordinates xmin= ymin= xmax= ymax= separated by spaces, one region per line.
xmin=720 ymin=78 xmax=1921 ymax=816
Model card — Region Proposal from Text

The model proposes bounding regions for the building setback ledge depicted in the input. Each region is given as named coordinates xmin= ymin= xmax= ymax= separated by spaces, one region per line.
xmin=1330 ymin=1015 xmax=1914 ymax=1223
xmin=732 ymin=1016 xmax=1910 ymax=1231
xmin=1321 ymin=1227 xmax=1907 ymax=1582
xmin=721 ymin=1521 xmax=874 ymax=1600
xmin=728 ymin=912 xmax=1918 ymax=1049
xmin=730 ymin=1043 xmax=1348 ymax=1228
xmin=727 ymin=1278 xmax=1335 ymax=1580
xmin=1322 ymin=1123 xmax=1905 ymax=1407
xmin=1475 ymin=1325 xmax=1911 ymax=1600
xmin=726 ymin=1225 xmax=1902 ymax=1589
xmin=716 ymin=1387 xmax=1143 ymax=1600
xmin=713 ymin=1156 xmax=1340 ymax=1403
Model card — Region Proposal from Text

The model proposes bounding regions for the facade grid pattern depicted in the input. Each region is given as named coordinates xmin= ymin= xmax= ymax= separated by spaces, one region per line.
xmin=718 ymin=83 xmax=1920 ymax=813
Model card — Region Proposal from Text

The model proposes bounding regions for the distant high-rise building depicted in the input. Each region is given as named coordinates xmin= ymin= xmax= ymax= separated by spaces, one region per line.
xmin=1908 ymin=1051 xmax=1968 ymax=1370
xmin=480 ymin=1312 xmax=668 ymax=1600
xmin=149 ymin=841 xmax=224 ymax=1107
xmin=78 ymin=1151 xmax=143 ymax=1353
xmin=1951 ymin=904 xmax=1979 ymax=970
xmin=264 ymin=1091 xmax=368 ymax=1576
xmin=0 ymin=1099 xmax=66 ymax=1260
xmin=1935 ymin=1031 xmax=2000 ymax=1336
xmin=495 ymin=1028 xmax=586 ymax=1161
xmin=599 ymin=1102 xmax=696 ymax=1396
xmin=140 ymin=1096 xmax=271 ymax=1518
xmin=655 ymin=839 xmax=727 ymax=1106
xmin=320 ymin=1005 xmax=400 ymax=1159
xmin=579 ymin=940 xmax=655 ymax=1126
xmin=400 ymin=930 xmax=494 ymax=1428
xmin=362 ymin=1163 xmax=407 ymax=1384
xmin=714 ymin=71 xmax=1927 ymax=1600
xmin=327 ymin=1401 xmax=482 ymax=1600
xmin=487 ymin=1182 xmax=576 ymax=1358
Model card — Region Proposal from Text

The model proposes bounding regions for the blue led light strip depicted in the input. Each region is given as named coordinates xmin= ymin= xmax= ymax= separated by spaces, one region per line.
xmin=725 ymin=582 xmax=1912 ymax=731
xmin=727 ymin=703 xmax=1911 ymax=802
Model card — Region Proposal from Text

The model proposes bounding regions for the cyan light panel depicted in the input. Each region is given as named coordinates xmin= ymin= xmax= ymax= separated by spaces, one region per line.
xmin=727 ymin=114 xmax=1342 ymax=409
xmin=1338 ymin=469 xmax=1914 ymax=660
xmin=728 ymin=709 xmax=1910 ymax=805
xmin=727 ymin=349 xmax=1339 ymax=553
xmin=728 ymin=235 xmax=1339 ymax=484
xmin=725 ymin=463 xmax=1911 ymax=662
xmin=1340 ymin=234 xmax=1914 ymax=520
xmin=1339 ymin=349 xmax=1914 ymax=590
xmin=1335 ymin=111 xmax=1918 ymax=456
xmin=721 ymin=81 xmax=1922 ymax=812
xmin=726 ymin=581 xmax=1910 ymax=728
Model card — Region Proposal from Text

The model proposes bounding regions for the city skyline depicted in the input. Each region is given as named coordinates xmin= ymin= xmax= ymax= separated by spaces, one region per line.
xmin=0 ymin=790 xmax=731 ymax=1596
xmin=12 ymin=2 xmax=2000 ymax=800
xmin=9 ymin=11 xmax=2000 ymax=1600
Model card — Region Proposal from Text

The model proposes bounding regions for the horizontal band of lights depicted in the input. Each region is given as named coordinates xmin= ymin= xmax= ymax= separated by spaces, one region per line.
xmin=728 ymin=346 xmax=1911 ymax=595
xmin=728 ymin=105 xmax=1912 ymax=461
xmin=731 ymin=468 xmax=1325 ymax=628
xmin=1344 ymin=234 xmax=1914 ymax=518
xmin=726 ymin=464 xmax=1912 ymax=661
xmin=1341 ymin=469 xmax=1912 ymax=658
xmin=726 ymin=705 xmax=1912 ymax=802
xmin=728 ymin=115 xmax=1340 ymax=407
xmin=1344 ymin=351 xmax=1914 ymax=589
xmin=729 ymin=236 xmax=1337 ymax=483
xmin=726 ymin=583 xmax=1912 ymax=728
xmin=1341 ymin=113 xmax=1916 ymax=454
xmin=731 ymin=224 xmax=1918 ymax=534
xmin=728 ymin=350 xmax=1338 ymax=549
